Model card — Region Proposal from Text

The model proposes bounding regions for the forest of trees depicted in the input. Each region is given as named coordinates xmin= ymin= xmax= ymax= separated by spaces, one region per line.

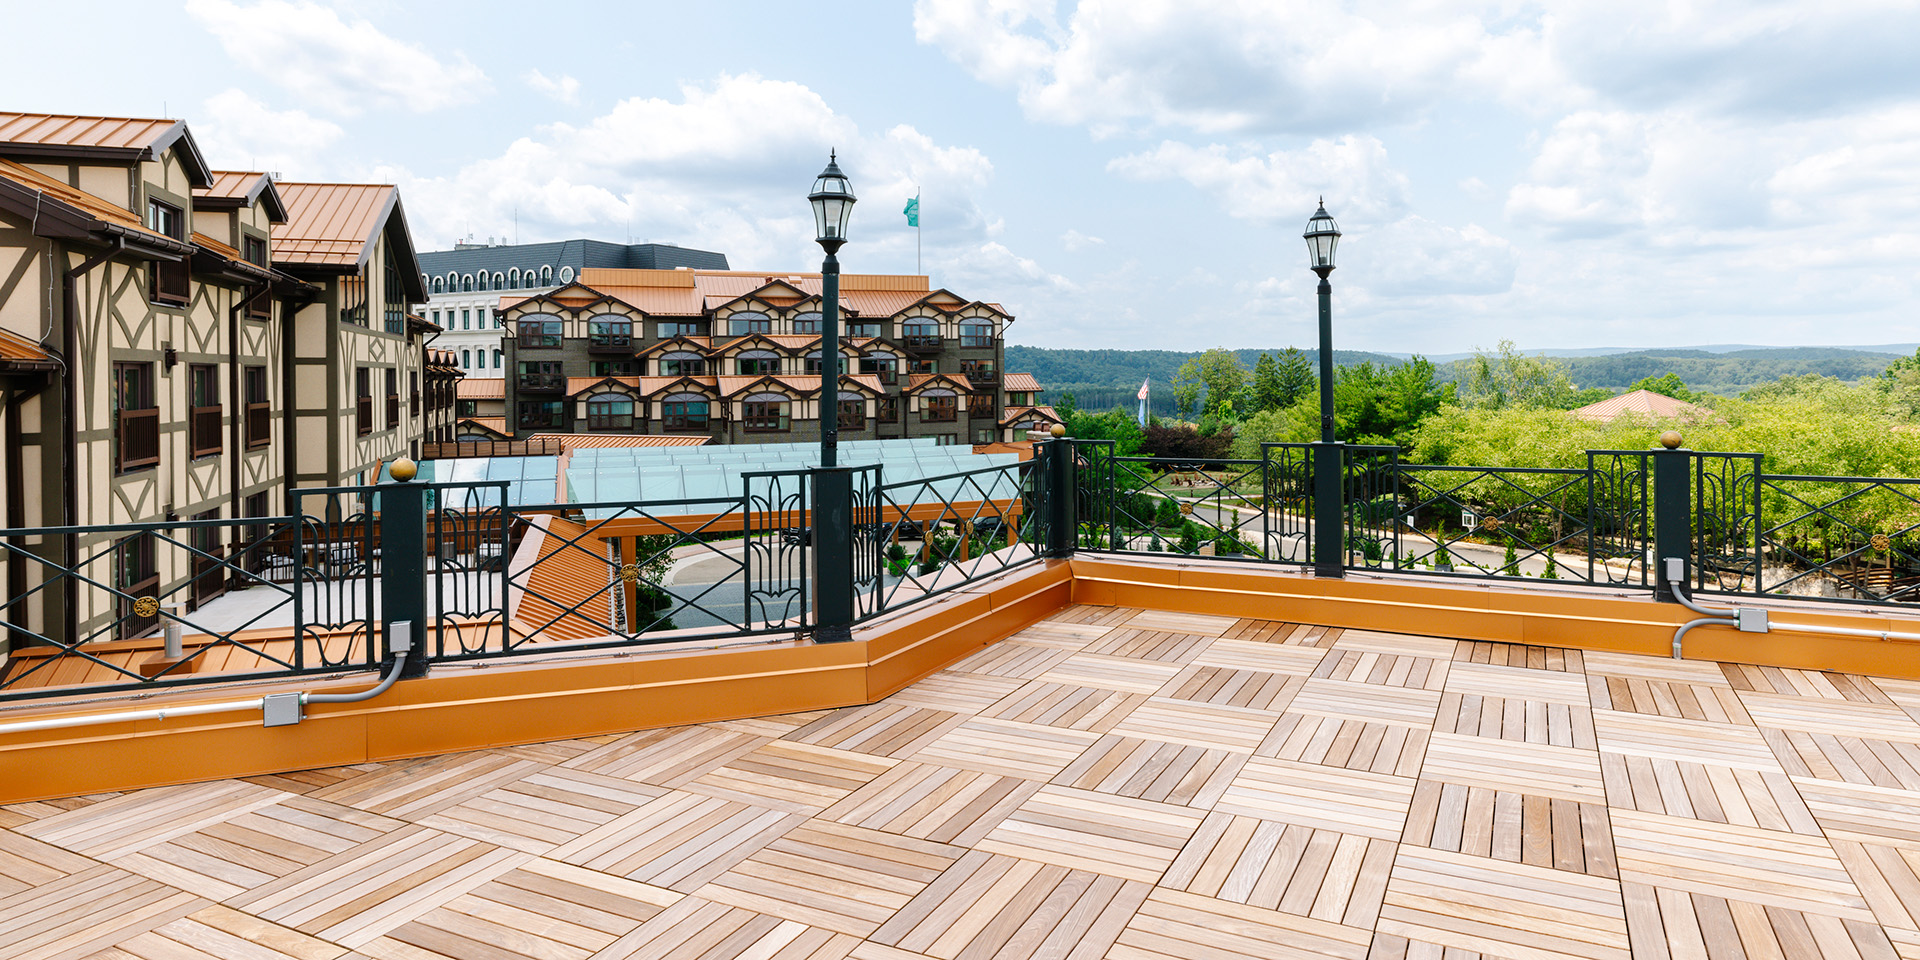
xmin=1009 ymin=344 xmax=1908 ymax=415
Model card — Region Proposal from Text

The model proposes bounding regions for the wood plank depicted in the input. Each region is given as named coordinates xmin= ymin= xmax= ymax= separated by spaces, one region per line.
xmin=695 ymin=820 xmax=963 ymax=937
xmin=975 ymin=785 xmax=1206 ymax=883
xmin=1609 ymin=807 xmax=1876 ymax=922
xmin=1216 ymin=757 xmax=1417 ymax=841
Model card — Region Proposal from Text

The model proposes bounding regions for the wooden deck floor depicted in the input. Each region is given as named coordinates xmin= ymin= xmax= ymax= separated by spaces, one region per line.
xmin=7 ymin=605 xmax=1920 ymax=959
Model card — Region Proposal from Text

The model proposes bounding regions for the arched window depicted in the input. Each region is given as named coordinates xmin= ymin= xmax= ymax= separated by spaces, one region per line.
xmin=431 ymin=277 xmax=443 ymax=293
xmin=727 ymin=311 xmax=771 ymax=337
xmin=742 ymin=392 xmax=791 ymax=433
xmin=661 ymin=392 xmax=710 ymax=432
xmin=735 ymin=349 xmax=780 ymax=376
xmin=493 ymin=349 xmax=502 ymax=368
xmin=526 ymin=266 xmax=539 ymax=285
xmin=659 ymin=351 xmax=705 ymax=377
xmin=559 ymin=266 xmax=574 ymax=283
xmin=462 ymin=274 xmax=473 ymax=292
xmin=462 ymin=349 xmax=471 ymax=368
xmin=540 ymin=265 xmax=553 ymax=285
xmin=586 ymin=392 xmax=635 ymax=431
xmin=493 ymin=272 xmax=505 ymax=289
xmin=476 ymin=273 xmax=488 ymax=292
xmin=792 ymin=312 xmax=822 ymax=335
xmin=508 ymin=268 xmax=520 ymax=289
xmin=445 ymin=272 xmax=457 ymax=291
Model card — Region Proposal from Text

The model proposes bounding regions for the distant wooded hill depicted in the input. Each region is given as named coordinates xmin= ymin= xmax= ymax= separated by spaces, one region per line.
xmin=1007 ymin=344 xmax=1909 ymax=414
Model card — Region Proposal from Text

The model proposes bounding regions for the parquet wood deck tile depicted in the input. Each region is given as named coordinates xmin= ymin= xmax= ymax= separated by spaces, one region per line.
xmin=694 ymin=820 xmax=963 ymax=937
xmin=1109 ymin=696 xmax=1280 ymax=753
xmin=560 ymin=726 xmax=768 ymax=788
xmin=416 ymin=767 xmax=669 ymax=853
xmin=225 ymin=824 xmax=530 ymax=947
xmin=1453 ymin=641 xmax=1584 ymax=672
xmin=1332 ymin=629 xmax=1458 ymax=659
xmin=0 ymin=824 xmax=97 ymax=898
xmin=18 ymin=780 xmax=291 ymax=859
xmin=868 ymin=849 xmax=1152 ymax=959
xmin=1601 ymin=753 xmax=1821 ymax=833
xmin=976 ymin=679 xmax=1146 ymax=732
xmin=363 ymin=857 xmax=679 ymax=960
xmin=1610 ymin=807 xmax=1876 ymax=921
xmin=1288 ymin=677 xmax=1443 ymax=728
xmin=1724 ymin=663 xmax=1894 ymax=702
xmin=1798 ymin=778 xmax=1920 ymax=849
xmin=1311 ymin=649 xmax=1449 ymax=690
xmin=1109 ymin=886 xmax=1373 ymax=960
xmin=975 ymin=784 xmax=1207 ymax=882
xmin=1588 ymin=673 xmax=1754 ymax=724
xmin=548 ymin=791 xmax=806 ymax=892
xmin=29 ymin=606 xmax=1920 ymax=960
xmin=1161 ymin=663 xmax=1305 ymax=712
xmin=1445 ymin=660 xmax=1591 ymax=705
xmin=1435 ymin=692 xmax=1596 ymax=748
xmin=99 ymin=904 xmax=351 ymax=960
xmin=1164 ymin=811 xmax=1396 ymax=925
xmin=243 ymin=763 xmax=388 ymax=797
xmin=821 ymin=763 xmax=1040 ymax=846
xmin=1053 ymin=734 xmax=1248 ymax=807
xmin=1122 ymin=610 xmax=1240 ymax=635
xmin=306 ymin=753 xmax=545 ymax=821
xmin=1216 ymin=757 xmax=1417 ymax=840
xmin=1622 ymin=881 xmax=1902 ymax=960
xmin=0 ymin=864 xmax=204 ymax=960
xmin=1035 ymin=653 xmax=1183 ymax=694
xmin=1083 ymin=627 xmax=1213 ymax=663
xmin=1422 ymin=731 xmax=1607 ymax=804
xmin=945 ymin=641 xmax=1076 ymax=679
xmin=1378 ymin=844 xmax=1631 ymax=960
xmin=1257 ymin=714 xmax=1430 ymax=777
xmin=880 ymin=671 xmax=1024 ymax=715
xmin=113 ymin=795 xmax=409 ymax=900
xmin=684 ymin=741 xmax=898 ymax=812
xmin=1766 ymin=726 xmax=1920 ymax=788
xmin=588 ymin=896 xmax=860 ymax=960
xmin=780 ymin=704 xmax=968 ymax=759
xmin=1592 ymin=709 xmax=1785 ymax=772
xmin=1189 ymin=637 xmax=1330 ymax=675
xmin=1401 ymin=781 xmax=1617 ymax=878
xmin=908 ymin=717 xmax=1101 ymax=781
xmin=1050 ymin=604 xmax=1142 ymax=626
xmin=1221 ymin=618 xmax=1336 ymax=646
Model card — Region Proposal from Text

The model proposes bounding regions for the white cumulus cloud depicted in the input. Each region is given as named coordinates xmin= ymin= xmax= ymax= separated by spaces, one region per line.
xmin=194 ymin=89 xmax=343 ymax=178
xmin=524 ymin=69 xmax=580 ymax=104
xmin=185 ymin=0 xmax=490 ymax=115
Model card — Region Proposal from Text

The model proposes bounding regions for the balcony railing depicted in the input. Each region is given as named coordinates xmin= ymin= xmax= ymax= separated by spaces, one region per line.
xmin=190 ymin=405 xmax=222 ymax=458
xmin=117 ymin=407 xmax=159 ymax=471
xmin=902 ymin=335 xmax=943 ymax=355
xmin=588 ymin=334 xmax=632 ymax=354
xmin=965 ymin=370 xmax=999 ymax=387
xmin=517 ymin=374 xmax=564 ymax=394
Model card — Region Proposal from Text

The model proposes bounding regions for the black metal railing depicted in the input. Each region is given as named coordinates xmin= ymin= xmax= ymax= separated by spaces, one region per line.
xmin=870 ymin=459 xmax=1042 ymax=614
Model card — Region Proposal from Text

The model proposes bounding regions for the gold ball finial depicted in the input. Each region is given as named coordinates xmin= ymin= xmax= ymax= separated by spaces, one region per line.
xmin=1658 ymin=431 xmax=1683 ymax=450
xmin=1048 ymin=423 xmax=1067 ymax=439
xmin=389 ymin=457 xmax=418 ymax=482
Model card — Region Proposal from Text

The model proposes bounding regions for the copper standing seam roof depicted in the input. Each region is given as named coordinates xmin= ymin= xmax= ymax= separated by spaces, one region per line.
xmin=906 ymin=373 xmax=974 ymax=393
xmin=525 ymin=434 xmax=711 ymax=450
xmin=0 ymin=112 xmax=211 ymax=185
xmin=566 ymin=376 xmax=643 ymax=397
xmin=511 ymin=515 xmax=619 ymax=644
xmin=1000 ymin=404 xmax=1062 ymax=427
xmin=636 ymin=376 xmax=719 ymax=397
xmin=188 ymin=232 xmax=242 ymax=261
xmin=0 ymin=328 xmax=55 ymax=366
xmin=1001 ymin=373 xmax=1043 ymax=394
xmin=193 ymin=171 xmax=288 ymax=222
xmin=456 ymin=378 xmax=507 ymax=400
xmin=457 ymin=417 xmax=511 ymax=437
xmin=273 ymin=182 xmax=395 ymax=267
xmin=0 ymin=159 xmax=179 ymax=246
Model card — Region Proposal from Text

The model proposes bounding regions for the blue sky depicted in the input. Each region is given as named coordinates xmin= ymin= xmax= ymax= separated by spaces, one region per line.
xmin=14 ymin=1 xmax=1920 ymax=354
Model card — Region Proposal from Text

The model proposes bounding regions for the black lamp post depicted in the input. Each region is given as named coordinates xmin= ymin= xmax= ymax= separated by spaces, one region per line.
xmin=808 ymin=153 xmax=857 ymax=639
xmin=809 ymin=152 xmax=856 ymax=468
xmin=1303 ymin=200 xmax=1344 ymax=577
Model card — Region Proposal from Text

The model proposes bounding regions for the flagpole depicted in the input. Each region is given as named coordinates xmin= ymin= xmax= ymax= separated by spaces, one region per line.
xmin=915 ymin=188 xmax=922 ymax=276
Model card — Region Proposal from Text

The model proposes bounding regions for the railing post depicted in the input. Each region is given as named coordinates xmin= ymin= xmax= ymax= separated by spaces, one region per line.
xmin=813 ymin=466 xmax=855 ymax=642
xmin=1313 ymin=441 xmax=1345 ymax=578
xmin=1046 ymin=435 xmax=1076 ymax=558
xmin=1652 ymin=434 xmax=1691 ymax=602
xmin=381 ymin=459 xmax=431 ymax=677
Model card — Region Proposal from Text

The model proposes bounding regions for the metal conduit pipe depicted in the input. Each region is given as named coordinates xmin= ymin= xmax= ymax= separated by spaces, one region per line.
xmin=0 ymin=622 xmax=412 ymax=736
xmin=1663 ymin=560 xmax=1920 ymax=658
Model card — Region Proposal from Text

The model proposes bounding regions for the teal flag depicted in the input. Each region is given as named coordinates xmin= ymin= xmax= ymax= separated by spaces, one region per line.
xmin=903 ymin=196 xmax=919 ymax=227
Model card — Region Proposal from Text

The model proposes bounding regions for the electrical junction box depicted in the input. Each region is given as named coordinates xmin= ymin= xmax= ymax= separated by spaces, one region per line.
xmin=263 ymin=692 xmax=304 ymax=727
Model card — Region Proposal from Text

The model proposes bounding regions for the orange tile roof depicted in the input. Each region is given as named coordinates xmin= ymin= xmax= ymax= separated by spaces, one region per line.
xmin=274 ymin=182 xmax=395 ymax=267
xmin=1002 ymin=373 xmax=1043 ymax=394
xmin=0 ymin=158 xmax=178 ymax=246
xmin=457 ymin=378 xmax=506 ymax=399
xmin=1569 ymin=389 xmax=1715 ymax=424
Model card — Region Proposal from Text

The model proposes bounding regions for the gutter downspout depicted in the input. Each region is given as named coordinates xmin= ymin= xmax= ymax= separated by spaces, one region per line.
xmin=59 ymin=238 xmax=125 ymax=646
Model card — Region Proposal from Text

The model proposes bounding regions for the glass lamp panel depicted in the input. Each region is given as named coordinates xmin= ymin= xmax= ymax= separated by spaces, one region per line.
xmin=811 ymin=198 xmax=830 ymax=240
xmin=819 ymin=197 xmax=848 ymax=239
